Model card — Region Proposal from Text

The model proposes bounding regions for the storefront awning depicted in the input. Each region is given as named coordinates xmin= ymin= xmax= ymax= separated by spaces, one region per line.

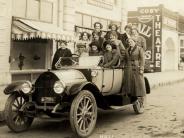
xmin=12 ymin=18 xmax=75 ymax=41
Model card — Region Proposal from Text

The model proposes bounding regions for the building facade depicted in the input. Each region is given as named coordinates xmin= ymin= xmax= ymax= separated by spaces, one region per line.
xmin=0 ymin=0 xmax=12 ymax=85
xmin=128 ymin=5 xmax=180 ymax=72
xmin=0 ymin=0 xmax=128 ymax=85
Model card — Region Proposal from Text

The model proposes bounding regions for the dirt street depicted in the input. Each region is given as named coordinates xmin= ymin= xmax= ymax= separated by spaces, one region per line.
xmin=0 ymin=82 xmax=184 ymax=138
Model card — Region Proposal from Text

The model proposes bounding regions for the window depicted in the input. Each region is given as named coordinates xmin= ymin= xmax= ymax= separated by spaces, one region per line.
xmin=92 ymin=17 xmax=100 ymax=28
xmin=13 ymin=0 xmax=54 ymax=23
xmin=12 ymin=0 xmax=27 ymax=18
xmin=76 ymin=13 xmax=83 ymax=26
xmin=75 ymin=13 xmax=120 ymax=32
xmin=27 ymin=0 xmax=39 ymax=20
xmin=40 ymin=1 xmax=53 ymax=22
xmin=180 ymin=40 xmax=184 ymax=59
xmin=83 ymin=15 xmax=91 ymax=28
xmin=100 ymin=18 xmax=108 ymax=30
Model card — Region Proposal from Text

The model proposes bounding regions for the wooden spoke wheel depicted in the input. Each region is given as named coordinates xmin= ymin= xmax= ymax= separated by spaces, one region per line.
xmin=70 ymin=90 xmax=97 ymax=137
xmin=4 ymin=94 xmax=34 ymax=132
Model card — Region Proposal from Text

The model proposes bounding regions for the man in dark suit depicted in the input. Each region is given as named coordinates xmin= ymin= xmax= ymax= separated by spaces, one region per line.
xmin=120 ymin=24 xmax=132 ymax=49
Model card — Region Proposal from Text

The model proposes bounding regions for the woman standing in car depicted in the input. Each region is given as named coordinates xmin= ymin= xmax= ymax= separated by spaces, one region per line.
xmin=122 ymin=38 xmax=146 ymax=97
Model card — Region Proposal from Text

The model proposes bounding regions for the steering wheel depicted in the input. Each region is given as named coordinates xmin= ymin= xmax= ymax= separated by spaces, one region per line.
xmin=71 ymin=54 xmax=79 ymax=65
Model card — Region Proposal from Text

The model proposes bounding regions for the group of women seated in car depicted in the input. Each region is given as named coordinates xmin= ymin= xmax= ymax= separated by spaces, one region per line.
xmin=53 ymin=22 xmax=146 ymax=69
xmin=52 ymin=22 xmax=147 ymax=98
xmin=74 ymin=22 xmax=127 ymax=68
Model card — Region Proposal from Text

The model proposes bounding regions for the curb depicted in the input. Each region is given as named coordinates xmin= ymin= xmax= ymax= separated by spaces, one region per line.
xmin=150 ymin=78 xmax=184 ymax=89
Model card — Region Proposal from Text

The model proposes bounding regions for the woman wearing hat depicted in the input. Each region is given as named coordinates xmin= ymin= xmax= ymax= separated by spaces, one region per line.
xmin=131 ymin=27 xmax=147 ymax=51
xmin=52 ymin=41 xmax=72 ymax=69
xmin=120 ymin=24 xmax=132 ymax=49
xmin=75 ymin=42 xmax=89 ymax=57
xmin=109 ymin=31 xmax=126 ymax=66
xmin=102 ymin=41 xmax=120 ymax=68
xmin=122 ymin=38 xmax=146 ymax=98
xmin=89 ymin=41 xmax=102 ymax=56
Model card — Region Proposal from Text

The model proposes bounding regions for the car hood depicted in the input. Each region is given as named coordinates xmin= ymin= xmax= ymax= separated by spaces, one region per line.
xmin=51 ymin=69 xmax=87 ymax=85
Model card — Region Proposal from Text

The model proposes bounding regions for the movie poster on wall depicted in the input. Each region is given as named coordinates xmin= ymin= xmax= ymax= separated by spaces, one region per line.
xmin=128 ymin=6 xmax=162 ymax=72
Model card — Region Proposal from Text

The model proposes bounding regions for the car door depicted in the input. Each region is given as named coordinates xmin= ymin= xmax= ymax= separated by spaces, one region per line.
xmin=111 ymin=69 xmax=123 ymax=94
xmin=101 ymin=68 xmax=114 ymax=93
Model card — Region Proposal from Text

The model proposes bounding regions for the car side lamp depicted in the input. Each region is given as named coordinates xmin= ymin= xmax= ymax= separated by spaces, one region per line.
xmin=91 ymin=70 xmax=98 ymax=77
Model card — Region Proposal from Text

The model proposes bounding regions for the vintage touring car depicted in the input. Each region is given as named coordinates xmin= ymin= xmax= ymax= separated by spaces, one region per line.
xmin=3 ymin=56 xmax=150 ymax=137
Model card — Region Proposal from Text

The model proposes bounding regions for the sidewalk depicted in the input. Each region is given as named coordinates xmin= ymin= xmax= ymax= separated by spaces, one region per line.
xmin=0 ymin=70 xmax=184 ymax=121
xmin=144 ymin=70 xmax=184 ymax=89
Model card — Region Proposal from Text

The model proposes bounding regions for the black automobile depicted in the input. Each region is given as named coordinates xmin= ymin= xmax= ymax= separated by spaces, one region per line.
xmin=3 ymin=56 xmax=150 ymax=137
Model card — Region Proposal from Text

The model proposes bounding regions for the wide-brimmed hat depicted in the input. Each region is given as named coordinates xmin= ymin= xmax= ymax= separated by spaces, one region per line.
xmin=58 ymin=40 xmax=67 ymax=45
xmin=76 ymin=43 xmax=86 ymax=48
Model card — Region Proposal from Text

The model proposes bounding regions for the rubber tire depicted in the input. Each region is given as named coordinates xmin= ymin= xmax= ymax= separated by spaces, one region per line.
xmin=133 ymin=96 xmax=146 ymax=114
xmin=4 ymin=94 xmax=33 ymax=132
xmin=70 ymin=90 xmax=97 ymax=138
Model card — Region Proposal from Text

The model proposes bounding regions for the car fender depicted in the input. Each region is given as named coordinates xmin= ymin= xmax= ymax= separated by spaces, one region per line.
xmin=144 ymin=77 xmax=151 ymax=94
xmin=4 ymin=81 xmax=26 ymax=95
xmin=68 ymin=82 xmax=110 ymax=109
xmin=68 ymin=81 xmax=100 ymax=95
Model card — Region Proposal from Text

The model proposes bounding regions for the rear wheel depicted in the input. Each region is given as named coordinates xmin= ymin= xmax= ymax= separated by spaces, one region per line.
xmin=133 ymin=96 xmax=146 ymax=114
xmin=4 ymin=94 xmax=34 ymax=132
xmin=70 ymin=90 xmax=97 ymax=137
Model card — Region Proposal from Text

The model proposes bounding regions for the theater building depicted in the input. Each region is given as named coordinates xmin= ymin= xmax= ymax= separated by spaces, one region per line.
xmin=178 ymin=15 xmax=184 ymax=64
xmin=0 ymin=0 xmax=128 ymax=85
xmin=128 ymin=5 xmax=180 ymax=72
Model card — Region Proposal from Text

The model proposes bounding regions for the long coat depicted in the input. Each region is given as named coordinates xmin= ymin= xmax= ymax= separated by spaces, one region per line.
xmin=52 ymin=48 xmax=72 ymax=70
xmin=122 ymin=45 xmax=146 ymax=97
xmin=120 ymin=33 xmax=129 ymax=49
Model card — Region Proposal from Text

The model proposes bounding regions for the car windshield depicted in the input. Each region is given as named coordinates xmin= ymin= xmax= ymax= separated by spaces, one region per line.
xmin=54 ymin=56 xmax=102 ymax=69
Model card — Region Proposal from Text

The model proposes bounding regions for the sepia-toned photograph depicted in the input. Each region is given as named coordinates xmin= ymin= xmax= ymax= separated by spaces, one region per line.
xmin=0 ymin=0 xmax=184 ymax=137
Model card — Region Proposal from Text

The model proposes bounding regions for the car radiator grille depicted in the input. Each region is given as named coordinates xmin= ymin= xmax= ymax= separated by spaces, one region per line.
xmin=33 ymin=72 xmax=60 ymax=105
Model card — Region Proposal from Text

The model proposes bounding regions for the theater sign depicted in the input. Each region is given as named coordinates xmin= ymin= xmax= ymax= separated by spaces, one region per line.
xmin=128 ymin=6 xmax=162 ymax=72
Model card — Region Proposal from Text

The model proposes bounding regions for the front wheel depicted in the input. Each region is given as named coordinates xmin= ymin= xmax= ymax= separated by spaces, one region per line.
xmin=70 ymin=90 xmax=97 ymax=138
xmin=4 ymin=94 xmax=34 ymax=132
xmin=133 ymin=96 xmax=146 ymax=114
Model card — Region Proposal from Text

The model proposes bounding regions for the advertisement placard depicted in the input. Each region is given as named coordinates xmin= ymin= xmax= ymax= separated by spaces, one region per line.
xmin=128 ymin=6 xmax=162 ymax=72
